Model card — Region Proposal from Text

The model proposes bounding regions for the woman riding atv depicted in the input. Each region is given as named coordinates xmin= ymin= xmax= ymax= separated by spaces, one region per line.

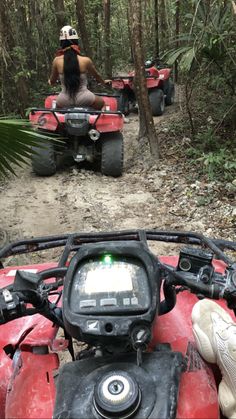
xmin=48 ymin=25 xmax=111 ymax=110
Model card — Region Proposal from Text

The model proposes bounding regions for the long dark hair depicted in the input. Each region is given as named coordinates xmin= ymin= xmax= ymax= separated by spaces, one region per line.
xmin=61 ymin=40 xmax=80 ymax=98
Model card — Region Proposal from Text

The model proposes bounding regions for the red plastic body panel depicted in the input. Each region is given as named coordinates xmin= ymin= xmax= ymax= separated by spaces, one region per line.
xmin=0 ymin=257 xmax=233 ymax=418
xmin=29 ymin=110 xmax=59 ymax=132
xmin=0 ymin=263 xmax=59 ymax=418
xmin=30 ymin=95 xmax=123 ymax=134
xmin=112 ymin=79 xmax=133 ymax=90
xmin=157 ymin=68 xmax=171 ymax=80
xmin=102 ymin=96 xmax=118 ymax=111
xmin=146 ymin=78 xmax=161 ymax=88
xmin=5 ymin=351 xmax=59 ymax=419
xmin=89 ymin=113 xmax=123 ymax=132
xmin=0 ymin=351 xmax=12 ymax=418
xmin=146 ymin=67 xmax=159 ymax=77
xmin=45 ymin=95 xmax=57 ymax=109
xmin=146 ymin=68 xmax=171 ymax=88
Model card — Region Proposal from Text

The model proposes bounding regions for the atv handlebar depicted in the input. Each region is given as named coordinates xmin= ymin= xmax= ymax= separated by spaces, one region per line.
xmin=0 ymin=268 xmax=66 ymax=326
xmin=0 ymin=260 xmax=236 ymax=326
xmin=159 ymin=262 xmax=236 ymax=316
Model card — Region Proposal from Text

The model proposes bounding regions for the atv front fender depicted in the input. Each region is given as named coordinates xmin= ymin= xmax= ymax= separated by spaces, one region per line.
xmin=5 ymin=351 xmax=59 ymax=419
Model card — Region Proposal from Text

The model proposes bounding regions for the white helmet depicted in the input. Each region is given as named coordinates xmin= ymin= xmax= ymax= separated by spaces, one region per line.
xmin=59 ymin=25 xmax=78 ymax=41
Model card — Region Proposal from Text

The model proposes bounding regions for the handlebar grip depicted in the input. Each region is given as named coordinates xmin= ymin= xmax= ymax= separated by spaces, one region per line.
xmin=165 ymin=270 xmax=222 ymax=299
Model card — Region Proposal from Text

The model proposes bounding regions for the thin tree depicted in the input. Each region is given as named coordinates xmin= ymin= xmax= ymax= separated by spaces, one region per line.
xmin=154 ymin=0 xmax=160 ymax=59
xmin=76 ymin=0 xmax=93 ymax=58
xmin=104 ymin=0 xmax=112 ymax=77
xmin=128 ymin=0 xmax=159 ymax=159
xmin=53 ymin=0 xmax=66 ymax=31
xmin=175 ymin=0 xmax=180 ymax=82
xmin=159 ymin=0 xmax=168 ymax=52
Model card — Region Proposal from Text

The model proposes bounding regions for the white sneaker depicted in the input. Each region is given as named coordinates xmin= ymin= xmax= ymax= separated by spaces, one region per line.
xmin=192 ymin=299 xmax=236 ymax=419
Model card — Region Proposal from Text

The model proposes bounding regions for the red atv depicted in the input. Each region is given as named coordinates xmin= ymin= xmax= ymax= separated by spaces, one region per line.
xmin=29 ymin=93 xmax=124 ymax=177
xmin=112 ymin=60 xmax=175 ymax=116
xmin=0 ymin=229 xmax=236 ymax=418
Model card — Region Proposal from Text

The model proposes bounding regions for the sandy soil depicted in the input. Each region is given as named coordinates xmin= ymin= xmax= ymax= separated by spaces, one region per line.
xmin=0 ymin=90 xmax=235 ymax=265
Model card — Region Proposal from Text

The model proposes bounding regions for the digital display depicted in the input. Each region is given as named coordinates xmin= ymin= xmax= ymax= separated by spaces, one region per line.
xmin=70 ymin=256 xmax=151 ymax=314
xmin=84 ymin=263 xmax=133 ymax=293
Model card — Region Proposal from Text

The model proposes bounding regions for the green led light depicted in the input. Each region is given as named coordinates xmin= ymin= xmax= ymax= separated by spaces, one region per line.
xmin=103 ymin=254 xmax=113 ymax=264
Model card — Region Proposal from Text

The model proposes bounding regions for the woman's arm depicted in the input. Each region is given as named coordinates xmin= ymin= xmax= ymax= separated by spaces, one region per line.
xmin=87 ymin=58 xmax=111 ymax=86
xmin=48 ymin=58 xmax=59 ymax=85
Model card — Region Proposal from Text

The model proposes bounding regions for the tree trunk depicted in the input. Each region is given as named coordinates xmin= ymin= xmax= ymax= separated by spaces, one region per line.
xmin=128 ymin=0 xmax=159 ymax=159
xmin=159 ymin=0 xmax=168 ymax=53
xmin=126 ymin=5 xmax=134 ymax=64
xmin=76 ymin=0 xmax=93 ymax=59
xmin=175 ymin=0 xmax=180 ymax=82
xmin=53 ymin=0 xmax=66 ymax=31
xmin=154 ymin=0 xmax=160 ymax=59
xmin=104 ymin=0 xmax=112 ymax=77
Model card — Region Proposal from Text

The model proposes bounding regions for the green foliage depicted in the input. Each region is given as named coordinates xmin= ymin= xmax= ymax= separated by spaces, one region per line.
xmin=186 ymin=129 xmax=236 ymax=181
xmin=165 ymin=1 xmax=236 ymax=93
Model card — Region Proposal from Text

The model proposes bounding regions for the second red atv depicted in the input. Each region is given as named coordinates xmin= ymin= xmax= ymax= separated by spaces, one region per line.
xmin=112 ymin=60 xmax=175 ymax=116
xmin=29 ymin=93 xmax=124 ymax=177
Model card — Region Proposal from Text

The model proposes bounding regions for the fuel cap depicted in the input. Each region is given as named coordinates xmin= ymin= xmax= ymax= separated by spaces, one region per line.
xmin=93 ymin=370 xmax=141 ymax=418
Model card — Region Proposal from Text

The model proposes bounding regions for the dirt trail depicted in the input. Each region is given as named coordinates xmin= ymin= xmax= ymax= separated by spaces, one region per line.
xmin=0 ymin=91 xmax=235 ymax=263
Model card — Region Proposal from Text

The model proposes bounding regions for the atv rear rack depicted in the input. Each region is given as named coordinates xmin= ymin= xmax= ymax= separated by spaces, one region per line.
xmin=30 ymin=108 xmax=123 ymax=130
xmin=0 ymin=230 xmax=235 ymax=268
xmin=112 ymin=76 xmax=158 ymax=80
xmin=30 ymin=108 xmax=122 ymax=116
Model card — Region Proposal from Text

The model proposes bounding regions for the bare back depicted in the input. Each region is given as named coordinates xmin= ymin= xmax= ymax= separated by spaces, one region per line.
xmin=54 ymin=55 xmax=92 ymax=76
xmin=51 ymin=55 xmax=104 ymax=84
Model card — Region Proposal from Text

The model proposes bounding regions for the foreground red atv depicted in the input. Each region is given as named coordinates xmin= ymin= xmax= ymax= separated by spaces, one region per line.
xmin=29 ymin=93 xmax=124 ymax=177
xmin=112 ymin=60 xmax=175 ymax=116
xmin=0 ymin=229 xmax=236 ymax=418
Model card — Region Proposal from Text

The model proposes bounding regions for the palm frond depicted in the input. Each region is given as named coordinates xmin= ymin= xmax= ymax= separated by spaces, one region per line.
xmin=179 ymin=48 xmax=196 ymax=71
xmin=0 ymin=118 xmax=62 ymax=177
xmin=165 ymin=46 xmax=196 ymax=69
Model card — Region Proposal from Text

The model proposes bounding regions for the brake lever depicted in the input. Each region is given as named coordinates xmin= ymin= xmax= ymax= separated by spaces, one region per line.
xmin=13 ymin=270 xmax=42 ymax=292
